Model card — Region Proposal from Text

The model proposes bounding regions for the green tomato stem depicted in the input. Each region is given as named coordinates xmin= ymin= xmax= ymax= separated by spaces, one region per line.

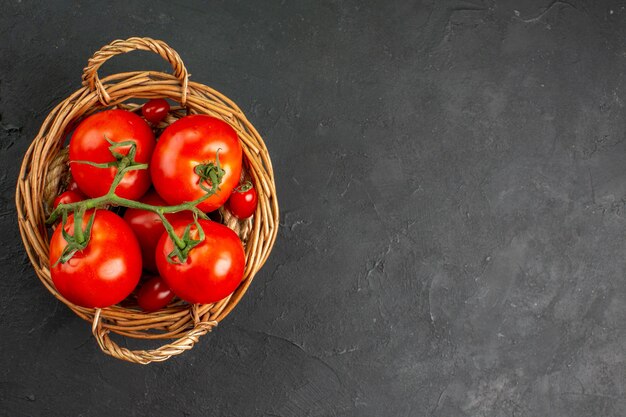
xmin=156 ymin=211 xmax=186 ymax=250
xmin=73 ymin=206 xmax=86 ymax=244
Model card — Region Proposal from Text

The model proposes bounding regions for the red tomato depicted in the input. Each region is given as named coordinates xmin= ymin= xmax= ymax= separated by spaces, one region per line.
xmin=150 ymin=115 xmax=242 ymax=212
xmin=66 ymin=178 xmax=82 ymax=194
xmin=155 ymin=219 xmax=245 ymax=304
xmin=123 ymin=190 xmax=193 ymax=273
xmin=49 ymin=210 xmax=142 ymax=308
xmin=142 ymin=99 xmax=170 ymax=124
xmin=53 ymin=191 xmax=85 ymax=209
xmin=69 ymin=109 xmax=155 ymax=200
xmin=137 ymin=276 xmax=175 ymax=312
xmin=227 ymin=182 xmax=258 ymax=219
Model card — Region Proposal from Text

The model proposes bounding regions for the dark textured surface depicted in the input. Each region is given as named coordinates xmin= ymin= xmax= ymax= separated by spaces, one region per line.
xmin=2 ymin=0 xmax=626 ymax=416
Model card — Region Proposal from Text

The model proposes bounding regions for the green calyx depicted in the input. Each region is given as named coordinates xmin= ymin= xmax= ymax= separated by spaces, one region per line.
xmin=48 ymin=135 xmax=224 ymax=266
xmin=165 ymin=216 xmax=205 ymax=264
xmin=53 ymin=208 xmax=96 ymax=266
xmin=69 ymin=137 xmax=148 ymax=172
xmin=234 ymin=180 xmax=253 ymax=193
xmin=194 ymin=149 xmax=225 ymax=193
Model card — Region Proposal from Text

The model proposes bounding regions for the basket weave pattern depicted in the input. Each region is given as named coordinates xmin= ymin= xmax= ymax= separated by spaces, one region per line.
xmin=15 ymin=37 xmax=279 ymax=364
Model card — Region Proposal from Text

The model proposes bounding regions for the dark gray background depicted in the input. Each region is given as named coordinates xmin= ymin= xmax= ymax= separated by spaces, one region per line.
xmin=2 ymin=0 xmax=626 ymax=416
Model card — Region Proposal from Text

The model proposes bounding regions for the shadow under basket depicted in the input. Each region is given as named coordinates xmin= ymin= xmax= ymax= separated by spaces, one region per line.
xmin=15 ymin=37 xmax=279 ymax=364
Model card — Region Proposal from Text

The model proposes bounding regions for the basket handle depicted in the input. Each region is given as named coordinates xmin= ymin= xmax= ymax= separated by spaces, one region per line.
xmin=82 ymin=37 xmax=189 ymax=106
xmin=91 ymin=307 xmax=216 ymax=364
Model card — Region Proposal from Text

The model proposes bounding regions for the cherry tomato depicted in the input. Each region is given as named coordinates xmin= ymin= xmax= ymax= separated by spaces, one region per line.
xmin=137 ymin=276 xmax=175 ymax=312
xmin=227 ymin=182 xmax=258 ymax=219
xmin=69 ymin=109 xmax=155 ymax=200
xmin=123 ymin=190 xmax=193 ymax=273
xmin=155 ymin=219 xmax=245 ymax=304
xmin=142 ymin=99 xmax=170 ymax=124
xmin=49 ymin=210 xmax=142 ymax=308
xmin=53 ymin=191 xmax=85 ymax=210
xmin=150 ymin=115 xmax=242 ymax=213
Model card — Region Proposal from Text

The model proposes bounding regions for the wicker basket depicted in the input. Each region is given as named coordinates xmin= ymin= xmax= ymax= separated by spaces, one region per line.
xmin=15 ymin=37 xmax=279 ymax=364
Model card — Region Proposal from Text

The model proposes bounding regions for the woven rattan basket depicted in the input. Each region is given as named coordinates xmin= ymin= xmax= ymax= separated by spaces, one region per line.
xmin=15 ymin=37 xmax=279 ymax=364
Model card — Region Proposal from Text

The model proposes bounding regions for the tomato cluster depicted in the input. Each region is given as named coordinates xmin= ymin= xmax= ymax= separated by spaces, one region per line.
xmin=48 ymin=99 xmax=258 ymax=310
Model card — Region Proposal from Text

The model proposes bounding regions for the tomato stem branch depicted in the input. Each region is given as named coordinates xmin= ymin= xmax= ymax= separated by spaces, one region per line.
xmin=156 ymin=211 xmax=185 ymax=250
xmin=73 ymin=206 xmax=86 ymax=244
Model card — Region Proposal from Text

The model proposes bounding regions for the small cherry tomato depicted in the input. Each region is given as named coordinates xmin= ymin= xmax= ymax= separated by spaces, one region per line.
xmin=155 ymin=219 xmax=245 ymax=304
xmin=123 ymin=190 xmax=193 ymax=273
xmin=53 ymin=191 xmax=85 ymax=209
xmin=142 ymin=99 xmax=170 ymax=124
xmin=227 ymin=181 xmax=257 ymax=219
xmin=137 ymin=276 xmax=175 ymax=312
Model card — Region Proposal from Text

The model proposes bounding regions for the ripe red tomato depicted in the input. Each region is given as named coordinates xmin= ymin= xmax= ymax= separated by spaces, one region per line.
xmin=66 ymin=178 xmax=82 ymax=194
xmin=150 ymin=115 xmax=242 ymax=213
xmin=155 ymin=219 xmax=245 ymax=304
xmin=142 ymin=99 xmax=170 ymax=124
xmin=137 ymin=276 xmax=175 ymax=312
xmin=123 ymin=190 xmax=193 ymax=273
xmin=227 ymin=182 xmax=258 ymax=219
xmin=53 ymin=191 xmax=85 ymax=209
xmin=49 ymin=210 xmax=142 ymax=308
xmin=69 ymin=109 xmax=155 ymax=200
